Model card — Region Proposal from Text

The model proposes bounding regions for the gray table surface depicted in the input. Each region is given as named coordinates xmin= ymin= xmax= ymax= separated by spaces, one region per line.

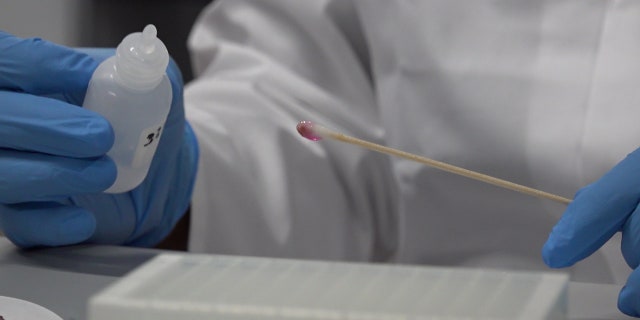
xmin=0 ymin=238 xmax=634 ymax=320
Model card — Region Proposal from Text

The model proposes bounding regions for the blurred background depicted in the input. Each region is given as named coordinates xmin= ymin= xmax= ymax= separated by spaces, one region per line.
xmin=0 ymin=0 xmax=213 ymax=82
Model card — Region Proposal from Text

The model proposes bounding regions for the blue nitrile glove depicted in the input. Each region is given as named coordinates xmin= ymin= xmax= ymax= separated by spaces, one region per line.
xmin=0 ymin=31 xmax=198 ymax=248
xmin=542 ymin=147 xmax=640 ymax=317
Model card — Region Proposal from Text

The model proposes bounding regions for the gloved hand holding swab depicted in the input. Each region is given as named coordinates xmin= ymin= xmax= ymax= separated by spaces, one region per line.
xmin=297 ymin=120 xmax=572 ymax=205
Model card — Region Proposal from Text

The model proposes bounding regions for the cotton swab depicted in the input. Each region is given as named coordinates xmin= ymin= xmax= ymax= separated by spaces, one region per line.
xmin=296 ymin=120 xmax=572 ymax=205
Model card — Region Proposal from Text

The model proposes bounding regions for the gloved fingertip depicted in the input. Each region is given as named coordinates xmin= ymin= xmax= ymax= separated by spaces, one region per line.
xmin=542 ymin=237 xmax=574 ymax=268
xmin=81 ymin=114 xmax=115 ymax=156
xmin=618 ymin=286 xmax=640 ymax=317
xmin=11 ymin=209 xmax=96 ymax=248
xmin=91 ymin=156 xmax=118 ymax=191
xmin=1 ymin=203 xmax=97 ymax=248
xmin=56 ymin=209 xmax=96 ymax=244
xmin=617 ymin=267 xmax=640 ymax=317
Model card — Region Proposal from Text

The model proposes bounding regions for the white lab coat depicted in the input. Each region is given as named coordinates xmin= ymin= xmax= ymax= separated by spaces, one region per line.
xmin=185 ymin=0 xmax=639 ymax=284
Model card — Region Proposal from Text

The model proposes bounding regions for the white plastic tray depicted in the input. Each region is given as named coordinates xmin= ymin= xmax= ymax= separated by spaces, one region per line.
xmin=89 ymin=253 xmax=568 ymax=319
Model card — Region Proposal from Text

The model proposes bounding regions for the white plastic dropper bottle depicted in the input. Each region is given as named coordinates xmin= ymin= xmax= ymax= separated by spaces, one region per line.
xmin=83 ymin=24 xmax=172 ymax=193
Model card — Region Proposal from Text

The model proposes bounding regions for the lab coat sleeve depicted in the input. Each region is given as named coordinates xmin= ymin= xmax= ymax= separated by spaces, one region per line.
xmin=184 ymin=0 xmax=399 ymax=261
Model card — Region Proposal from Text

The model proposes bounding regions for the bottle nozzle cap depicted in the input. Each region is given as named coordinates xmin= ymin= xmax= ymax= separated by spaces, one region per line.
xmin=115 ymin=24 xmax=169 ymax=90
xmin=140 ymin=25 xmax=157 ymax=54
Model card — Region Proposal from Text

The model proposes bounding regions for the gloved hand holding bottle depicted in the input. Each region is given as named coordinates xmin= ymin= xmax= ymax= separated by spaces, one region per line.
xmin=0 ymin=28 xmax=198 ymax=248
xmin=543 ymin=147 xmax=640 ymax=317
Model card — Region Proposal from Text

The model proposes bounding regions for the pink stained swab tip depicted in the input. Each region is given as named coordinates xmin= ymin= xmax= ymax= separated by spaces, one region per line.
xmin=296 ymin=120 xmax=324 ymax=141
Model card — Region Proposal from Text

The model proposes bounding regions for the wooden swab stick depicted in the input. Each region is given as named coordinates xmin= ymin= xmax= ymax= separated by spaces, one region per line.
xmin=297 ymin=121 xmax=572 ymax=205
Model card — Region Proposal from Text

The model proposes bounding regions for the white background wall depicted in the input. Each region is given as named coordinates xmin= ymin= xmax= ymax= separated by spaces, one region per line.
xmin=0 ymin=0 xmax=84 ymax=46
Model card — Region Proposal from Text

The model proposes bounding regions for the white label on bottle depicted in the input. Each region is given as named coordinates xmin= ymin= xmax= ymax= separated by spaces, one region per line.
xmin=132 ymin=123 xmax=163 ymax=168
